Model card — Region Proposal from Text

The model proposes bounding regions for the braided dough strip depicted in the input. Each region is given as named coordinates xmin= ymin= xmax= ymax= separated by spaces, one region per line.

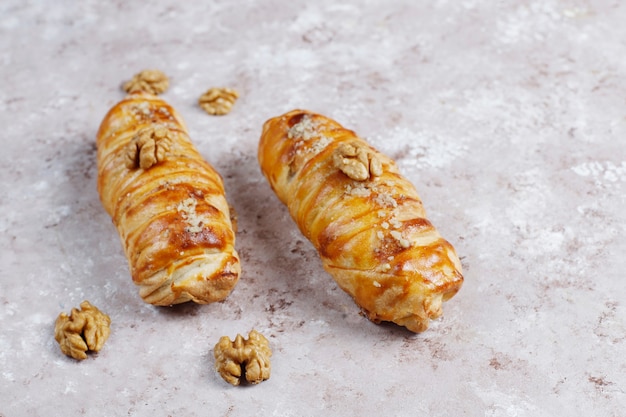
xmin=258 ymin=110 xmax=463 ymax=332
xmin=97 ymin=93 xmax=240 ymax=305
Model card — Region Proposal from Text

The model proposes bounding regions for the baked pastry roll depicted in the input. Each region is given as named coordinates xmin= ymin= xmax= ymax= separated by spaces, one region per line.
xmin=258 ymin=110 xmax=463 ymax=332
xmin=96 ymin=92 xmax=240 ymax=305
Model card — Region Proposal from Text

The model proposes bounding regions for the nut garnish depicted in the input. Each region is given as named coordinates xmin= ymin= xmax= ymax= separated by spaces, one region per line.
xmin=373 ymin=192 xmax=398 ymax=208
xmin=54 ymin=301 xmax=111 ymax=361
xmin=214 ymin=330 xmax=272 ymax=386
xmin=122 ymin=69 xmax=170 ymax=95
xmin=198 ymin=87 xmax=239 ymax=115
xmin=287 ymin=115 xmax=319 ymax=140
xmin=333 ymin=142 xmax=383 ymax=181
xmin=176 ymin=197 xmax=210 ymax=234
xmin=390 ymin=230 xmax=411 ymax=248
xmin=125 ymin=125 xmax=173 ymax=170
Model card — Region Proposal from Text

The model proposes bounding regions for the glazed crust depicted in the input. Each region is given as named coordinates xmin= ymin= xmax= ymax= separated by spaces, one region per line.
xmin=258 ymin=110 xmax=463 ymax=332
xmin=97 ymin=93 xmax=240 ymax=305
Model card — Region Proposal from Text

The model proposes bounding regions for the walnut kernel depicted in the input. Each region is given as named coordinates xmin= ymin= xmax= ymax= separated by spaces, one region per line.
xmin=123 ymin=69 xmax=170 ymax=95
xmin=214 ymin=330 xmax=272 ymax=386
xmin=333 ymin=142 xmax=383 ymax=181
xmin=125 ymin=125 xmax=173 ymax=170
xmin=54 ymin=301 xmax=111 ymax=360
xmin=198 ymin=87 xmax=239 ymax=116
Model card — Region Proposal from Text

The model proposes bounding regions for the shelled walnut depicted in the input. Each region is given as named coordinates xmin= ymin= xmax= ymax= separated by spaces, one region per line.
xmin=214 ymin=330 xmax=272 ymax=386
xmin=122 ymin=69 xmax=170 ymax=95
xmin=125 ymin=125 xmax=173 ymax=169
xmin=333 ymin=142 xmax=383 ymax=181
xmin=54 ymin=301 xmax=111 ymax=360
xmin=198 ymin=87 xmax=239 ymax=116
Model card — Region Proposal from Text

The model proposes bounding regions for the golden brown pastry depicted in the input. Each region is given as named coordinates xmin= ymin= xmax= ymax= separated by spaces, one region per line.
xmin=96 ymin=92 xmax=240 ymax=305
xmin=258 ymin=110 xmax=463 ymax=332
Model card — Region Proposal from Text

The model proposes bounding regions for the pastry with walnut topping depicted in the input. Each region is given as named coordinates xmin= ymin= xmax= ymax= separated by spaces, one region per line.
xmin=96 ymin=74 xmax=240 ymax=306
xmin=258 ymin=110 xmax=463 ymax=332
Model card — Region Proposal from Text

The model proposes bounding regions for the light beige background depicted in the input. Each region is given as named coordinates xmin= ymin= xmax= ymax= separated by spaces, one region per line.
xmin=1 ymin=1 xmax=624 ymax=416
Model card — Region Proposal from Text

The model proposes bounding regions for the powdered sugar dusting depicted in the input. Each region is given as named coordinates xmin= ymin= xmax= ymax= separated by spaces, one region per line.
xmin=494 ymin=2 xmax=563 ymax=45
xmin=571 ymin=161 xmax=626 ymax=186
xmin=376 ymin=127 xmax=467 ymax=170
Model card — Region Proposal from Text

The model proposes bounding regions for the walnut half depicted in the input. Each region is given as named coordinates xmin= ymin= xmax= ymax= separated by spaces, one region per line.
xmin=214 ymin=330 xmax=272 ymax=386
xmin=198 ymin=87 xmax=239 ymax=116
xmin=125 ymin=125 xmax=173 ymax=170
xmin=122 ymin=69 xmax=170 ymax=95
xmin=333 ymin=142 xmax=383 ymax=181
xmin=54 ymin=301 xmax=111 ymax=360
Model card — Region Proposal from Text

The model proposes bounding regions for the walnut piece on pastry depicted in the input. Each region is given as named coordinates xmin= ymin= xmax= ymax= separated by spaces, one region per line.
xmin=124 ymin=124 xmax=173 ymax=169
xmin=258 ymin=110 xmax=464 ymax=333
xmin=96 ymin=92 xmax=240 ymax=305
xmin=332 ymin=142 xmax=383 ymax=181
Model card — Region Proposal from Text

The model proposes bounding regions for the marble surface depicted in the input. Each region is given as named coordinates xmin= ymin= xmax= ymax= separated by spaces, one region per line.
xmin=1 ymin=1 xmax=625 ymax=416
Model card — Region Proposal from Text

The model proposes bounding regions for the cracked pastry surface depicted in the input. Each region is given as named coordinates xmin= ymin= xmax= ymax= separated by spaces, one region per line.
xmin=258 ymin=110 xmax=463 ymax=333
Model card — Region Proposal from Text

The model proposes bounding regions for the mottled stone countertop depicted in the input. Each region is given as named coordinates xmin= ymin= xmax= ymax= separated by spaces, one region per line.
xmin=1 ymin=1 xmax=625 ymax=416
